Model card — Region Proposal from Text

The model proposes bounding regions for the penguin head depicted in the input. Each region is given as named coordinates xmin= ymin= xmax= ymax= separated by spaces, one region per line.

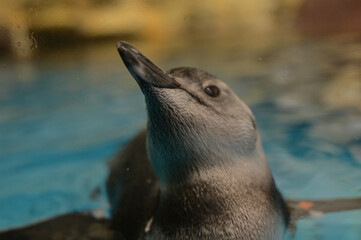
xmin=117 ymin=41 xmax=266 ymax=184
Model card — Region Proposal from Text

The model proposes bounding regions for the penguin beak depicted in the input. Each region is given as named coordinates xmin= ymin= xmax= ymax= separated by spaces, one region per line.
xmin=117 ymin=41 xmax=180 ymax=89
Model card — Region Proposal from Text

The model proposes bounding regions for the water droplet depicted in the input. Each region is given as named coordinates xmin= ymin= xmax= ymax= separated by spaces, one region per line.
xmin=29 ymin=32 xmax=38 ymax=50
xmin=126 ymin=167 xmax=130 ymax=171
xmin=257 ymin=57 xmax=263 ymax=62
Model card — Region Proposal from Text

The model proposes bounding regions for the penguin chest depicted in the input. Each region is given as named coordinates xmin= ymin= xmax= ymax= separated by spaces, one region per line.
xmin=146 ymin=211 xmax=286 ymax=240
xmin=145 ymin=189 xmax=287 ymax=240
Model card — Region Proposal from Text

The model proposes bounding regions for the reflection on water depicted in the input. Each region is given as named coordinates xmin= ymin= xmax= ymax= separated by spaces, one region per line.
xmin=0 ymin=34 xmax=360 ymax=239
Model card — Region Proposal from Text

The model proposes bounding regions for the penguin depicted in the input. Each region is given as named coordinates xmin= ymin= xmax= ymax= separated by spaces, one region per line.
xmin=108 ymin=41 xmax=289 ymax=240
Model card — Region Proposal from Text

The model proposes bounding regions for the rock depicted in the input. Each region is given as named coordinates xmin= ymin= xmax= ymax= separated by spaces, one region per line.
xmin=296 ymin=0 xmax=361 ymax=35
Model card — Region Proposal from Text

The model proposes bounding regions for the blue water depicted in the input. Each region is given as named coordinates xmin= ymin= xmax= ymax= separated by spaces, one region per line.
xmin=0 ymin=40 xmax=360 ymax=239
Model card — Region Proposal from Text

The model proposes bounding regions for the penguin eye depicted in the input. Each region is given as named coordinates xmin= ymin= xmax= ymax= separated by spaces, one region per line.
xmin=204 ymin=85 xmax=220 ymax=97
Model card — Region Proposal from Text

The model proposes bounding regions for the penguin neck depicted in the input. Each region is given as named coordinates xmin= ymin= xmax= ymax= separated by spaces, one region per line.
xmin=158 ymin=154 xmax=275 ymax=193
xmin=147 ymin=128 xmax=272 ymax=188
xmin=147 ymin=132 xmax=273 ymax=191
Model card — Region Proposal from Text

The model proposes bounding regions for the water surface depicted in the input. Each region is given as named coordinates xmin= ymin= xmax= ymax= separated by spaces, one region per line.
xmin=0 ymin=36 xmax=360 ymax=239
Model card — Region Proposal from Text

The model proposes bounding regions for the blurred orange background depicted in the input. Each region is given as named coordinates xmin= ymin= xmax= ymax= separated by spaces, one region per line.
xmin=0 ymin=0 xmax=360 ymax=59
